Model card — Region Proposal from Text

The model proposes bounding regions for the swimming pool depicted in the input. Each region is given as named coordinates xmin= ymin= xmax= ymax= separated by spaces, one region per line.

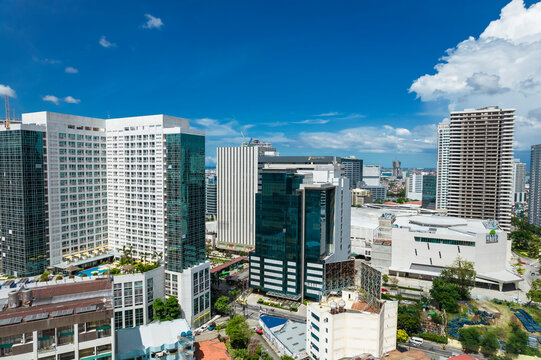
xmin=77 ymin=265 xmax=109 ymax=277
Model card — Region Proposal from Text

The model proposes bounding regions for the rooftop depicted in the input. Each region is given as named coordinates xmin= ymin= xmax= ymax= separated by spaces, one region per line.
xmin=350 ymin=206 xmax=419 ymax=229
xmin=195 ymin=339 xmax=230 ymax=360
xmin=394 ymin=215 xmax=504 ymax=237
xmin=117 ymin=318 xmax=192 ymax=355
xmin=260 ymin=316 xmax=307 ymax=356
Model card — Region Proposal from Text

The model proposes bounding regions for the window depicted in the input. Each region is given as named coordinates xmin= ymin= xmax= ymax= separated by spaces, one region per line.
xmin=311 ymin=312 xmax=320 ymax=322
xmin=414 ymin=236 xmax=474 ymax=247
xmin=114 ymin=283 xmax=122 ymax=308
xmin=115 ymin=312 xmax=123 ymax=329
xmin=147 ymin=278 xmax=154 ymax=302
xmin=135 ymin=308 xmax=144 ymax=326
xmin=124 ymin=282 xmax=133 ymax=307
xmin=134 ymin=281 xmax=143 ymax=305
xmin=124 ymin=310 xmax=133 ymax=328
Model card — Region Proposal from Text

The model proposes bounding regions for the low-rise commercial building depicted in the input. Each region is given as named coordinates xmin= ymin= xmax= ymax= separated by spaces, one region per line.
xmin=351 ymin=188 xmax=372 ymax=206
xmin=306 ymin=289 xmax=397 ymax=359
xmin=0 ymin=278 xmax=114 ymax=360
xmin=389 ymin=216 xmax=521 ymax=291
xmin=116 ymin=318 xmax=194 ymax=360
xmin=259 ymin=316 xmax=308 ymax=359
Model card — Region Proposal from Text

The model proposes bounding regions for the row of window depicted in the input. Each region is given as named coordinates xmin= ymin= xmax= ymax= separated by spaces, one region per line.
xmin=414 ymin=237 xmax=475 ymax=247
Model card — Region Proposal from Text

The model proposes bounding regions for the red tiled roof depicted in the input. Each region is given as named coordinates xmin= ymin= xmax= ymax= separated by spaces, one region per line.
xmin=195 ymin=339 xmax=230 ymax=360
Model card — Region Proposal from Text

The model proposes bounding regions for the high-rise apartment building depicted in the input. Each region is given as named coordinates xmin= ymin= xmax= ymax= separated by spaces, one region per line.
xmin=342 ymin=156 xmax=363 ymax=188
xmin=205 ymin=170 xmax=217 ymax=215
xmin=249 ymin=165 xmax=351 ymax=301
xmin=529 ymin=144 xmax=541 ymax=227
xmin=511 ymin=158 xmax=527 ymax=204
xmin=436 ymin=122 xmax=450 ymax=210
xmin=0 ymin=112 xmax=209 ymax=327
xmin=447 ymin=107 xmax=514 ymax=231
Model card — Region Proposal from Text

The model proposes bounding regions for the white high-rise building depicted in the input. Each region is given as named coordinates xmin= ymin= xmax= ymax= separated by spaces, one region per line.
xmin=406 ymin=172 xmax=423 ymax=201
xmin=447 ymin=107 xmax=514 ymax=231
xmin=21 ymin=112 xmax=109 ymax=266
xmin=362 ymin=165 xmax=381 ymax=186
xmin=15 ymin=112 xmax=210 ymax=328
xmin=529 ymin=144 xmax=541 ymax=227
xmin=216 ymin=141 xmax=276 ymax=252
xmin=511 ymin=158 xmax=527 ymax=203
xmin=436 ymin=122 xmax=450 ymax=210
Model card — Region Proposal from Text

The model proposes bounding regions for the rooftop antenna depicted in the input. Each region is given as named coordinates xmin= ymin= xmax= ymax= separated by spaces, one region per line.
xmin=4 ymin=95 xmax=10 ymax=129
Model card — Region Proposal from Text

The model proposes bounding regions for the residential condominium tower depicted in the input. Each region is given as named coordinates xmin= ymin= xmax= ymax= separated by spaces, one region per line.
xmin=447 ymin=107 xmax=514 ymax=231
xmin=436 ymin=122 xmax=450 ymax=210
xmin=0 ymin=112 xmax=209 ymax=327
xmin=530 ymin=144 xmax=541 ymax=227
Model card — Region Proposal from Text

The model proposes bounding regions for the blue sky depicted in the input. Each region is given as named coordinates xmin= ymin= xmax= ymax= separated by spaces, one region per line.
xmin=1 ymin=0 xmax=540 ymax=168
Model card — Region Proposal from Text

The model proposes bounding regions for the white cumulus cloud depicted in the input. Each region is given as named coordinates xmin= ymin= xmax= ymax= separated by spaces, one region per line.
xmin=99 ymin=36 xmax=116 ymax=48
xmin=409 ymin=0 xmax=541 ymax=150
xmin=64 ymin=96 xmax=80 ymax=104
xmin=142 ymin=14 xmax=164 ymax=29
xmin=42 ymin=95 xmax=60 ymax=105
xmin=0 ymin=84 xmax=16 ymax=98
xmin=65 ymin=67 xmax=78 ymax=74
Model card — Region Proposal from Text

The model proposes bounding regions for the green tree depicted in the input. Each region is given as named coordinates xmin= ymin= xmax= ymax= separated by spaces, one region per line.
xmin=164 ymin=296 xmax=181 ymax=320
xmin=226 ymin=315 xmax=253 ymax=349
xmin=153 ymin=296 xmax=181 ymax=321
xmin=382 ymin=274 xmax=390 ymax=284
xmin=261 ymin=351 xmax=273 ymax=360
xmin=527 ymin=279 xmax=541 ymax=303
xmin=440 ymin=257 xmax=476 ymax=299
xmin=430 ymin=278 xmax=461 ymax=313
xmin=510 ymin=229 xmax=533 ymax=251
xmin=281 ymin=356 xmax=295 ymax=360
xmin=214 ymin=296 xmax=231 ymax=315
xmin=153 ymin=298 xmax=166 ymax=321
xmin=39 ymin=270 xmax=51 ymax=282
xmin=397 ymin=329 xmax=409 ymax=343
xmin=397 ymin=307 xmax=421 ymax=334
xmin=481 ymin=330 xmax=500 ymax=356
xmin=506 ymin=322 xmax=528 ymax=355
xmin=459 ymin=327 xmax=481 ymax=353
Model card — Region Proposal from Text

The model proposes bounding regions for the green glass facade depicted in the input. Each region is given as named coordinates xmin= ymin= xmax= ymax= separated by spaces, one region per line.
xmin=0 ymin=130 xmax=47 ymax=276
xmin=250 ymin=171 xmax=336 ymax=299
xmin=422 ymin=175 xmax=436 ymax=210
xmin=165 ymin=133 xmax=206 ymax=272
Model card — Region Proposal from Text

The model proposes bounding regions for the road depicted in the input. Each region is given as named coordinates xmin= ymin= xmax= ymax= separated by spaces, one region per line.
xmin=407 ymin=340 xmax=463 ymax=359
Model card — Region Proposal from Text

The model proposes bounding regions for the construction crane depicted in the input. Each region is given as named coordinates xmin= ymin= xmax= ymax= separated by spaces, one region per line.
xmin=234 ymin=115 xmax=252 ymax=147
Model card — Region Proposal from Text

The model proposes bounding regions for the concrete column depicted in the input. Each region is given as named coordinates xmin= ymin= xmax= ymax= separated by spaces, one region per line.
xmin=32 ymin=330 xmax=38 ymax=359
xmin=74 ymin=323 xmax=79 ymax=359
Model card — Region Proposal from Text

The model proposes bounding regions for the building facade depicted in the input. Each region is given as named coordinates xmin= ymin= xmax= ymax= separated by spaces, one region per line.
xmin=216 ymin=146 xmax=260 ymax=252
xmin=510 ymin=158 xmax=527 ymax=204
xmin=0 ymin=278 xmax=114 ymax=360
xmin=342 ymin=157 xmax=363 ymax=189
xmin=363 ymin=185 xmax=387 ymax=201
xmin=406 ymin=172 xmax=423 ymax=201
xmin=306 ymin=290 xmax=397 ymax=360
xmin=447 ymin=107 xmax=514 ymax=231
xmin=436 ymin=122 xmax=450 ymax=210
xmin=205 ymin=171 xmax=217 ymax=215
xmin=249 ymin=167 xmax=351 ymax=300
xmin=422 ymin=175 xmax=437 ymax=210
xmin=392 ymin=160 xmax=402 ymax=179
xmin=362 ymin=165 xmax=381 ymax=186
xmin=530 ymin=144 xmax=541 ymax=227
xmin=389 ymin=216 xmax=519 ymax=291
xmin=0 ymin=129 xmax=48 ymax=277
xmin=112 ymin=266 xmax=165 ymax=330
xmin=351 ymin=188 xmax=372 ymax=206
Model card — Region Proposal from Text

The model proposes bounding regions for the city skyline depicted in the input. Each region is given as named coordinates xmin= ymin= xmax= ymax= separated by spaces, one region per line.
xmin=1 ymin=0 xmax=541 ymax=168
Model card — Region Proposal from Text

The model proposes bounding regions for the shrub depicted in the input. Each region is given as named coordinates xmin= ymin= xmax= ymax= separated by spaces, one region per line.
xmin=81 ymin=273 xmax=87 ymax=277
xmin=55 ymin=275 xmax=63 ymax=280
xmin=68 ymin=274 xmax=75 ymax=279
xmin=290 ymin=305 xmax=298 ymax=312
xmin=257 ymin=298 xmax=264 ymax=304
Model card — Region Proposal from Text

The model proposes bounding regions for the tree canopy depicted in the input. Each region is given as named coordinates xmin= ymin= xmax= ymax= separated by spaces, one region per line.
xmin=214 ymin=296 xmax=231 ymax=315
xmin=481 ymin=330 xmax=500 ymax=356
xmin=226 ymin=315 xmax=253 ymax=349
xmin=459 ymin=327 xmax=481 ymax=353
xmin=440 ymin=257 xmax=476 ymax=299
xmin=153 ymin=296 xmax=181 ymax=321
xmin=430 ymin=278 xmax=461 ymax=313
xmin=397 ymin=306 xmax=421 ymax=334
xmin=506 ymin=322 xmax=528 ymax=354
